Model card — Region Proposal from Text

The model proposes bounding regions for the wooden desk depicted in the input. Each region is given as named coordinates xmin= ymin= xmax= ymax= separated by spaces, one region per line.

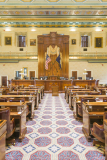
xmin=104 ymin=119 xmax=107 ymax=160
xmin=66 ymin=88 xmax=90 ymax=103
xmin=72 ymin=80 xmax=99 ymax=87
xmin=64 ymin=86 xmax=85 ymax=99
xmin=9 ymin=79 xmax=99 ymax=92
xmin=82 ymin=102 xmax=107 ymax=141
xmin=17 ymin=89 xmax=42 ymax=102
xmin=10 ymin=109 xmax=26 ymax=142
xmin=0 ymin=95 xmax=36 ymax=119
xmin=8 ymin=91 xmax=39 ymax=107
xmin=70 ymin=95 xmax=107 ymax=109
xmin=69 ymin=91 xmax=100 ymax=107
xmin=0 ymin=102 xmax=27 ymax=141
xmin=52 ymin=86 xmax=59 ymax=96
xmin=0 ymin=120 xmax=6 ymax=160
xmin=25 ymin=100 xmax=35 ymax=119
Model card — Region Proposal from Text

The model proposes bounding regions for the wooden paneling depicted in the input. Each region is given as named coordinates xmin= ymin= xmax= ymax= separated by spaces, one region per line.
xmin=10 ymin=80 xmax=99 ymax=91
xmin=38 ymin=32 xmax=69 ymax=78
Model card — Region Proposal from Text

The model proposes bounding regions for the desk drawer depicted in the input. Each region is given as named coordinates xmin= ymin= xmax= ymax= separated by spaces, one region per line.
xmin=90 ymin=115 xmax=103 ymax=119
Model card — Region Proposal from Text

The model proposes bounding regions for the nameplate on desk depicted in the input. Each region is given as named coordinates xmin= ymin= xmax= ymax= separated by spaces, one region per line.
xmin=89 ymin=106 xmax=92 ymax=109
xmin=18 ymin=112 xmax=21 ymax=114
xmin=17 ymin=106 xmax=21 ymax=112
xmin=1 ymin=106 xmax=5 ymax=108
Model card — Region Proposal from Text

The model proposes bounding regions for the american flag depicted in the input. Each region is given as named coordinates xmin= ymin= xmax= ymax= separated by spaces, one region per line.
xmin=45 ymin=54 xmax=51 ymax=70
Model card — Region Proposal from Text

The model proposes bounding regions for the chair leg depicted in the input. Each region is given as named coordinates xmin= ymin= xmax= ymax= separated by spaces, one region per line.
xmin=6 ymin=138 xmax=15 ymax=146
xmin=93 ymin=139 xmax=104 ymax=146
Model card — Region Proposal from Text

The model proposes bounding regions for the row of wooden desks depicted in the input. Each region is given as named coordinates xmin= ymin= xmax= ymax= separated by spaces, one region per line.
xmin=0 ymin=95 xmax=36 ymax=118
xmin=72 ymin=95 xmax=107 ymax=119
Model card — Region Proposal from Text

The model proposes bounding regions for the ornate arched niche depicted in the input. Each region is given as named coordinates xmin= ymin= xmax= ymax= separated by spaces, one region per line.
xmin=38 ymin=32 xmax=69 ymax=78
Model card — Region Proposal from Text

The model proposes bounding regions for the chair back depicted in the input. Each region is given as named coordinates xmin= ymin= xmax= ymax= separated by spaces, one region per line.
xmin=90 ymin=92 xmax=101 ymax=95
xmin=0 ymin=98 xmax=7 ymax=102
xmin=103 ymin=98 xmax=107 ymax=102
xmin=0 ymin=107 xmax=10 ymax=133
xmin=22 ymin=92 xmax=34 ymax=95
xmin=81 ymin=97 xmax=96 ymax=107
xmin=9 ymin=98 xmax=25 ymax=102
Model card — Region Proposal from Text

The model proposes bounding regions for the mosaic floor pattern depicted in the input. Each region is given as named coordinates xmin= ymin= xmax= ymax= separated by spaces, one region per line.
xmin=6 ymin=93 xmax=105 ymax=160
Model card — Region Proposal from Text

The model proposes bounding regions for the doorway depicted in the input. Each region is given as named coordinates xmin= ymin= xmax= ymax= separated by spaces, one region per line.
xmin=86 ymin=71 xmax=91 ymax=78
xmin=29 ymin=71 xmax=35 ymax=79
xmin=72 ymin=71 xmax=77 ymax=79
xmin=1 ymin=76 xmax=7 ymax=86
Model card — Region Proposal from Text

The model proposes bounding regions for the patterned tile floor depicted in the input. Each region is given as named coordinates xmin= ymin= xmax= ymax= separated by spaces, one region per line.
xmin=6 ymin=93 xmax=105 ymax=160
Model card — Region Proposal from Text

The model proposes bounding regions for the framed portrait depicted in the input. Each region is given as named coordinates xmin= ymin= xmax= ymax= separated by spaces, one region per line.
xmin=5 ymin=37 xmax=12 ymax=45
xmin=95 ymin=37 xmax=103 ymax=48
xmin=72 ymin=39 xmax=76 ymax=45
xmin=30 ymin=39 xmax=36 ymax=46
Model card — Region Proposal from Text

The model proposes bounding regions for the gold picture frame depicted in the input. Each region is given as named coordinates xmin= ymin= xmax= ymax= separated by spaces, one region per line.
xmin=95 ymin=37 xmax=103 ymax=48
xmin=72 ymin=39 xmax=76 ymax=45
xmin=30 ymin=39 xmax=36 ymax=46
xmin=5 ymin=37 xmax=12 ymax=45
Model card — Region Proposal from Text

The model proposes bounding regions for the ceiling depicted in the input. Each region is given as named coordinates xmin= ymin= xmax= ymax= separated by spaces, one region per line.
xmin=0 ymin=0 xmax=107 ymax=27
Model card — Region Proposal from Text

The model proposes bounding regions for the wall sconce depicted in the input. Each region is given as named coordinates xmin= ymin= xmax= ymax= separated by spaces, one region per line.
xmin=31 ymin=28 xmax=36 ymax=31
xmin=70 ymin=28 xmax=76 ymax=32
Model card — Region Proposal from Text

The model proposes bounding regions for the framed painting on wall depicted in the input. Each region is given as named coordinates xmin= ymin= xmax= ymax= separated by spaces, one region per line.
xmin=30 ymin=39 xmax=36 ymax=46
xmin=72 ymin=39 xmax=76 ymax=45
xmin=95 ymin=37 xmax=103 ymax=48
xmin=5 ymin=37 xmax=12 ymax=45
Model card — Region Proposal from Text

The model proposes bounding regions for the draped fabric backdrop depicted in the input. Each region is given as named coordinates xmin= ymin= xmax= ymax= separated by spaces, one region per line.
xmin=38 ymin=32 xmax=69 ymax=78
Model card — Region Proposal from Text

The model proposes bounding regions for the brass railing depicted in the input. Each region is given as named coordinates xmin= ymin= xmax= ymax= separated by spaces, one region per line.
xmin=0 ymin=52 xmax=38 ymax=59
xmin=69 ymin=52 xmax=107 ymax=60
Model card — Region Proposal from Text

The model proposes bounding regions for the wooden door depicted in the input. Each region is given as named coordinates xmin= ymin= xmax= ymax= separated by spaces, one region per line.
xmin=86 ymin=71 xmax=91 ymax=78
xmin=30 ymin=71 xmax=35 ymax=79
xmin=72 ymin=71 xmax=77 ymax=79
xmin=1 ymin=76 xmax=7 ymax=86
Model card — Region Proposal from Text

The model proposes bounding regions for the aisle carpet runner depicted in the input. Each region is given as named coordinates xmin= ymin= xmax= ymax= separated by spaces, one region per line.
xmin=6 ymin=94 xmax=105 ymax=160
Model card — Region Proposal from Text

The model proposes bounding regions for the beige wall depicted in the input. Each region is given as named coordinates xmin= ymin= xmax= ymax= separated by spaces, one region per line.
xmin=69 ymin=61 xmax=107 ymax=84
xmin=0 ymin=27 xmax=107 ymax=85
xmin=0 ymin=27 xmax=107 ymax=54
xmin=0 ymin=61 xmax=38 ymax=85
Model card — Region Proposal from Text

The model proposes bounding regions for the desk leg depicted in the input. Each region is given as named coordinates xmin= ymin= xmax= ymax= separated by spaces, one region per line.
xmin=30 ymin=101 xmax=34 ymax=120
xmin=82 ymin=109 xmax=91 ymax=142
xmin=19 ymin=110 xmax=27 ymax=142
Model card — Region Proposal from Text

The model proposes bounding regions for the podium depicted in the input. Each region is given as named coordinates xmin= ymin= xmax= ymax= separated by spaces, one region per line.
xmin=52 ymin=86 xmax=59 ymax=96
xmin=49 ymin=76 xmax=58 ymax=80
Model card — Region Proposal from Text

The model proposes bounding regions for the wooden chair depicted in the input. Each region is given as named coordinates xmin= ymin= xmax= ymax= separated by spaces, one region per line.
xmin=91 ymin=112 xmax=107 ymax=146
xmin=0 ymin=98 xmax=7 ymax=102
xmin=0 ymin=107 xmax=15 ymax=145
xmin=78 ymin=97 xmax=96 ymax=117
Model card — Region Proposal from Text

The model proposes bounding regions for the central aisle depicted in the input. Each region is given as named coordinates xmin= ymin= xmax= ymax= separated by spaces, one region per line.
xmin=6 ymin=94 xmax=105 ymax=160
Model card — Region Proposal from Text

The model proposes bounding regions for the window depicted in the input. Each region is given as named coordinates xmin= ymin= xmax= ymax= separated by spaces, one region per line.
xmin=15 ymin=71 xmax=21 ymax=79
xmin=81 ymin=36 xmax=88 ymax=47
xmin=19 ymin=36 xmax=26 ymax=47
